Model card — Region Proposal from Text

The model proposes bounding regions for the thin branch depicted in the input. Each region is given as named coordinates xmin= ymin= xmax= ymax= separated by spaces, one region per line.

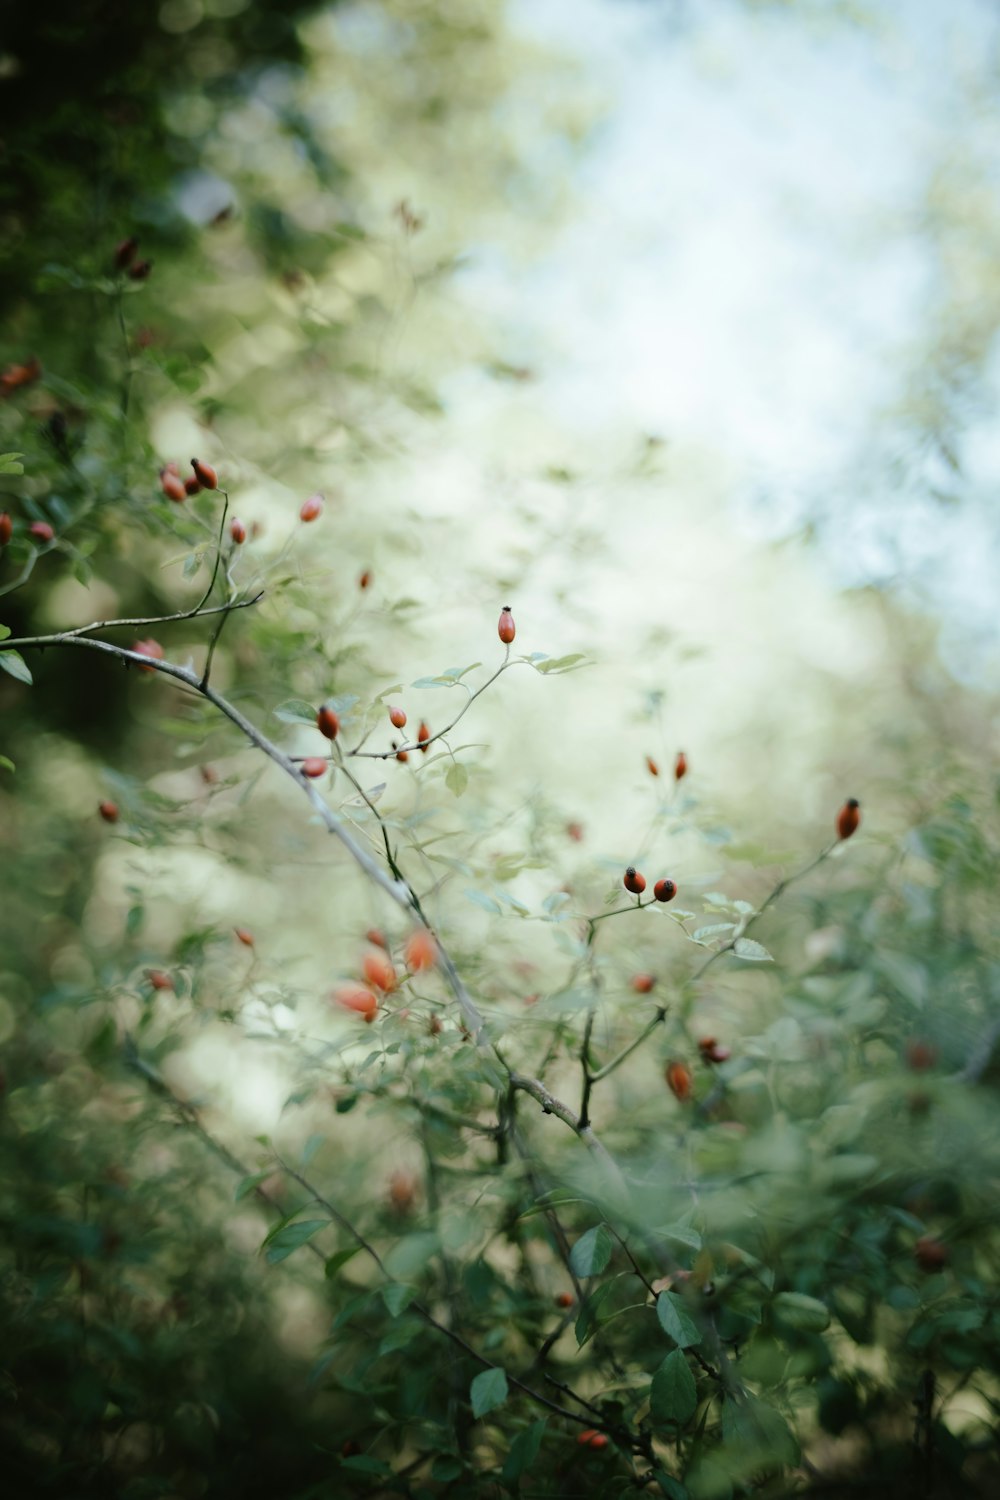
xmin=345 ymin=652 xmax=522 ymax=760
xmin=591 ymin=1008 xmax=668 ymax=1083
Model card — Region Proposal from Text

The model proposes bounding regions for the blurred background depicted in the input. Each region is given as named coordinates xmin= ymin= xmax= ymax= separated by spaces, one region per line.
xmin=2 ymin=0 xmax=1000 ymax=1493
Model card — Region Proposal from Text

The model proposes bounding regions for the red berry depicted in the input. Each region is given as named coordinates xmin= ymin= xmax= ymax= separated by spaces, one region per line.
xmin=146 ymin=970 xmax=174 ymax=991
xmin=363 ymin=949 xmax=397 ymax=993
xmin=191 ymin=459 xmax=218 ymax=491
xmin=114 ymin=236 xmax=138 ymax=269
xmin=653 ymin=878 xmax=677 ymax=903
xmin=365 ymin=927 xmax=387 ymax=950
xmin=234 ymin=927 xmax=255 ymax=947
xmin=0 ymin=512 xmax=12 ymax=546
xmin=230 ymin=518 xmax=247 ymax=544
xmin=623 ymin=866 xmax=646 ymax=895
xmin=359 ymin=569 xmax=372 ymax=590
xmin=646 ymin=756 xmax=659 ymax=777
xmin=566 ymin=821 xmax=584 ymax=842
xmin=666 ymin=1061 xmax=693 ymax=1101
xmin=674 ymin=751 xmax=688 ymax=781
xmin=389 ymin=1169 xmax=417 ymax=1212
xmin=317 ymin=706 xmax=340 ymax=740
xmin=128 ymin=259 xmax=153 ymax=281
xmin=395 ymin=747 xmax=409 ymax=763
xmin=417 ymin=721 xmax=431 ymax=751
xmin=333 ymin=983 xmax=378 ymax=1023
xmin=98 ymin=800 xmax=120 ymax=824
xmin=161 ymin=471 xmax=187 ymax=502
xmin=133 ymin=638 xmax=164 ymax=672
xmin=300 ymin=493 xmax=323 ymax=522
xmin=555 ymin=1292 xmax=574 ymax=1308
xmin=498 ymin=605 xmax=516 ymax=644
xmin=29 ymin=520 xmax=54 ymax=542
xmin=388 ymin=705 xmax=407 ymax=729
xmin=914 ymin=1235 xmax=948 ymax=1272
xmin=905 ymin=1039 xmax=938 ymax=1072
xmin=631 ymin=973 xmax=655 ymax=994
xmin=698 ymin=1037 xmax=730 ymax=1064
xmin=837 ymin=798 xmax=861 ymax=840
xmin=576 ymin=1429 xmax=608 ymax=1449
xmin=302 ymin=757 xmax=328 ymax=778
xmin=405 ymin=929 xmax=438 ymax=972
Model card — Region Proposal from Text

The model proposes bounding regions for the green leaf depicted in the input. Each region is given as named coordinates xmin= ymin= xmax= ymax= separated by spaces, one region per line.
xmin=0 ymin=453 xmax=24 ymax=475
xmin=447 ymin=762 xmax=469 ymax=797
xmin=380 ymin=1282 xmax=416 ymax=1318
xmin=772 ymin=1291 xmax=830 ymax=1332
xmin=692 ymin=923 xmax=736 ymax=943
xmin=656 ymin=1291 xmax=701 ymax=1348
xmin=533 ymin=653 xmax=587 ymax=674
xmin=570 ymin=1223 xmax=615 ymax=1278
xmin=0 ymin=625 xmax=10 ymax=640
xmin=324 ymin=1247 xmax=361 ymax=1278
xmin=470 ymin=1366 xmax=508 ymax=1419
xmin=501 ymin=1419 xmax=546 ymax=1487
xmin=234 ymin=1171 xmax=270 ymax=1201
xmin=0 ymin=754 xmax=14 ymax=773
xmin=272 ymin=698 xmax=318 ymax=726
xmin=0 ymin=650 xmax=32 ymax=685
xmin=465 ymin=886 xmax=501 ymax=915
xmin=651 ymin=1348 xmax=698 ymax=1428
xmin=261 ymin=1218 xmax=328 ymax=1264
xmin=733 ymin=937 xmax=774 ymax=962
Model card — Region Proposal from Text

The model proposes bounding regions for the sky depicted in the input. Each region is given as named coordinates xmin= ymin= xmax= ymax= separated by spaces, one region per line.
xmin=450 ymin=0 xmax=1000 ymax=685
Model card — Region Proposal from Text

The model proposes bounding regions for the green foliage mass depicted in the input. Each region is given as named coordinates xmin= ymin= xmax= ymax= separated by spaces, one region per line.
xmin=2 ymin=4 xmax=1000 ymax=1498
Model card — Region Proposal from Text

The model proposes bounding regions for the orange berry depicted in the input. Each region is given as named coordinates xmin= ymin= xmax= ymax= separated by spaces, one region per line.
xmin=417 ymin=721 xmax=431 ymax=751
xmin=133 ymin=638 xmax=164 ymax=672
xmin=674 ymin=750 xmax=688 ymax=781
xmin=405 ymin=929 xmax=438 ymax=972
xmin=566 ymin=821 xmax=584 ymax=842
xmin=363 ymin=949 xmax=397 ymax=993
xmin=98 ymin=800 xmax=119 ymax=823
xmin=631 ymin=973 xmax=655 ymax=994
xmin=114 ymin=236 xmax=138 ymax=269
xmin=146 ymin=970 xmax=174 ymax=991
xmin=394 ymin=744 xmax=409 ymax=762
xmin=837 ymin=798 xmax=861 ymax=840
xmin=365 ymin=927 xmax=387 ymax=950
xmin=191 ymin=459 xmax=218 ymax=490
xmin=160 ymin=470 xmax=186 ymax=502
xmin=317 ymin=706 xmax=340 ymax=740
xmin=184 ymin=476 xmax=201 ymax=496
xmin=200 ymin=765 xmax=218 ymax=785
xmin=234 ymin=927 xmax=255 ymax=947
xmin=388 ymin=1169 xmax=417 ymax=1212
xmin=302 ymin=757 xmax=327 ymax=778
xmin=230 ymin=518 xmax=247 ymax=544
xmin=646 ymin=756 xmax=659 ymax=777
xmin=623 ymin=866 xmax=646 ymax=895
xmin=358 ymin=569 xmax=372 ymax=589
xmin=576 ymin=1429 xmax=608 ymax=1449
xmin=300 ymin=493 xmax=323 ymax=522
xmin=666 ymin=1061 xmax=693 ymax=1101
xmin=914 ymin=1235 xmax=948 ymax=1272
xmin=388 ymin=705 xmax=407 ymax=729
xmin=333 ymin=983 xmax=378 ymax=1023
xmin=653 ymin=878 xmax=677 ymax=903
xmin=554 ymin=1292 xmax=574 ymax=1308
xmin=0 ymin=512 xmax=12 ymax=546
xmin=498 ymin=605 xmax=516 ymax=644
xmin=29 ymin=520 xmax=54 ymax=541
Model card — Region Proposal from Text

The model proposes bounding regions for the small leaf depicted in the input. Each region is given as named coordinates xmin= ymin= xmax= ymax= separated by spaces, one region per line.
xmin=261 ymin=1218 xmax=328 ymax=1264
xmin=324 ymin=1247 xmax=361 ymax=1278
xmin=381 ymin=1282 xmax=416 ymax=1317
xmin=570 ymin=1223 xmax=614 ymax=1278
xmin=733 ymin=937 xmax=773 ymax=962
xmin=534 ymin=653 xmax=587 ymax=674
xmin=470 ymin=1366 xmax=508 ymax=1419
xmin=0 ymin=754 xmax=14 ymax=773
xmin=0 ymin=625 xmax=10 ymax=640
xmin=772 ymin=1291 xmax=830 ymax=1332
xmin=234 ymin=1171 xmax=270 ymax=1201
xmin=692 ymin=923 xmax=736 ymax=943
xmin=446 ymin=762 xmax=469 ymax=797
xmin=656 ymin=1291 xmax=701 ymax=1348
xmin=465 ymin=886 xmax=502 ymax=915
xmin=273 ymin=698 xmax=319 ymax=726
xmin=0 ymin=651 xmax=33 ymax=685
xmin=0 ymin=453 xmax=24 ymax=475
xmin=501 ymin=1419 xmax=546 ymax=1487
xmin=650 ymin=1348 xmax=698 ymax=1427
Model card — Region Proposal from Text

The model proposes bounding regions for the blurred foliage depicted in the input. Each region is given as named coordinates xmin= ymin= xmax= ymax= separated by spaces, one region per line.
xmin=3 ymin=3 xmax=1000 ymax=1498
